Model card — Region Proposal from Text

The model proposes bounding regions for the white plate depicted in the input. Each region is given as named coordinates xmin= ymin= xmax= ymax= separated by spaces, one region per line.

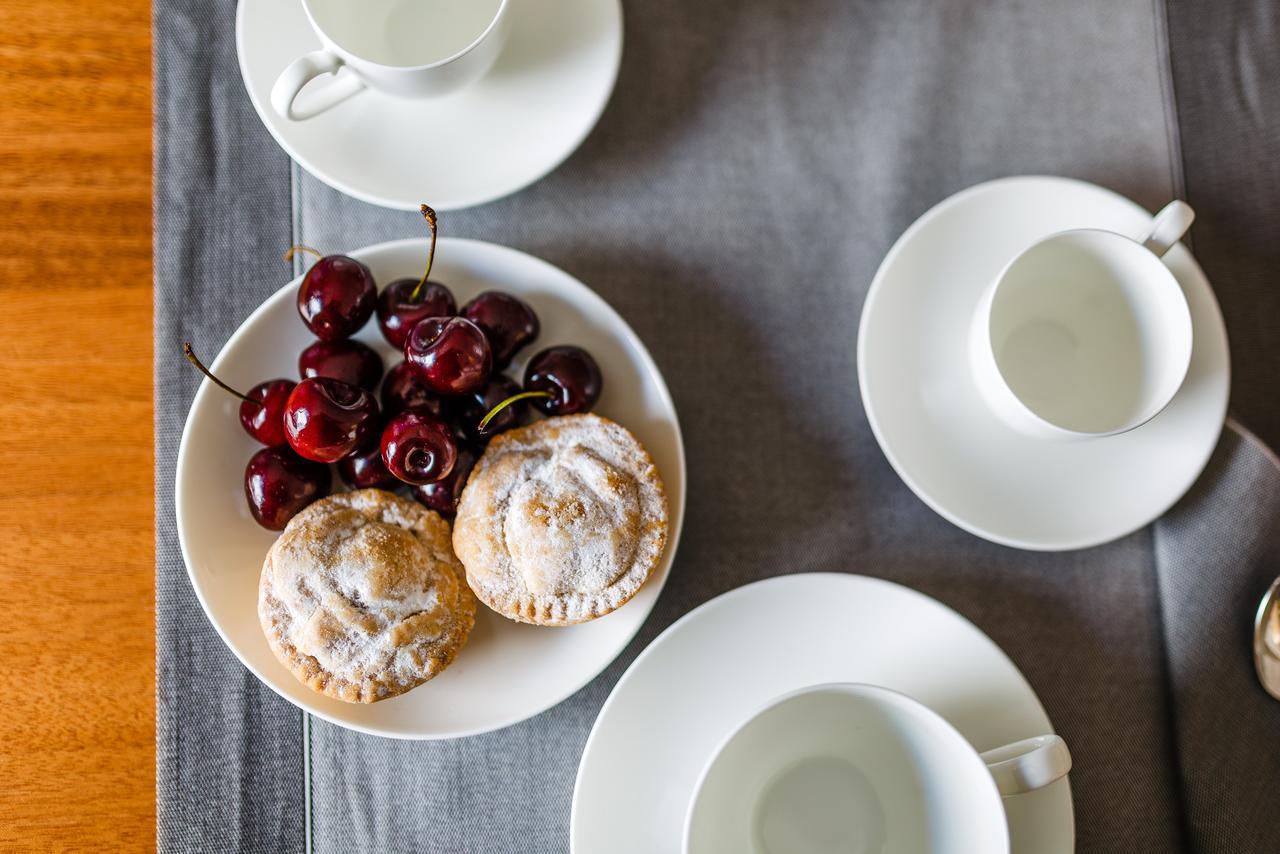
xmin=857 ymin=176 xmax=1230 ymax=551
xmin=175 ymin=237 xmax=685 ymax=739
xmin=236 ymin=0 xmax=622 ymax=211
xmin=571 ymin=573 xmax=1074 ymax=853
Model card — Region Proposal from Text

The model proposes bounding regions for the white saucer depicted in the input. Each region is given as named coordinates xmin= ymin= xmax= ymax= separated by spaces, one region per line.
xmin=571 ymin=573 xmax=1073 ymax=853
xmin=236 ymin=0 xmax=622 ymax=210
xmin=857 ymin=176 xmax=1230 ymax=551
xmin=175 ymin=238 xmax=685 ymax=738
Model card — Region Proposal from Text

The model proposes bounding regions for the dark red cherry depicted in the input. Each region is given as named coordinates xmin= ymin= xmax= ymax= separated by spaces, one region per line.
xmin=283 ymin=376 xmax=379 ymax=463
xmin=458 ymin=375 xmax=527 ymax=442
xmin=377 ymin=279 xmax=456 ymax=349
xmin=239 ymin=380 xmax=296 ymax=447
xmin=380 ymin=361 xmax=453 ymax=419
xmin=183 ymin=344 xmax=294 ymax=446
xmin=294 ymin=252 xmax=377 ymax=341
xmin=244 ymin=446 xmax=331 ymax=531
xmin=404 ymin=316 xmax=492 ymax=396
xmin=298 ymin=339 xmax=384 ymax=390
xmin=380 ymin=410 xmax=458 ymax=485
xmin=376 ymin=205 xmax=456 ymax=348
xmin=337 ymin=436 xmax=400 ymax=490
xmin=524 ymin=345 xmax=602 ymax=415
xmin=412 ymin=445 xmax=477 ymax=517
xmin=461 ymin=291 xmax=539 ymax=369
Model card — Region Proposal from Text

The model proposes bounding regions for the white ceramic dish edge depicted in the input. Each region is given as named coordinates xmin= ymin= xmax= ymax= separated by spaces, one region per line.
xmin=175 ymin=237 xmax=686 ymax=739
xmin=856 ymin=175 xmax=1229 ymax=552
xmin=570 ymin=572 xmax=1075 ymax=853
xmin=234 ymin=0 xmax=624 ymax=211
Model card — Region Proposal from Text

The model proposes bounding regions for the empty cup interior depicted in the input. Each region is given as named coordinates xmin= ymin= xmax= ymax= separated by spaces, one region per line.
xmin=306 ymin=0 xmax=503 ymax=67
xmin=685 ymin=687 xmax=1005 ymax=854
xmin=988 ymin=231 xmax=1192 ymax=434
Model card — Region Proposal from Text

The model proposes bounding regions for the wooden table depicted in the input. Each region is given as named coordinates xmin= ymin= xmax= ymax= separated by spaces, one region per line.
xmin=0 ymin=1 xmax=154 ymax=849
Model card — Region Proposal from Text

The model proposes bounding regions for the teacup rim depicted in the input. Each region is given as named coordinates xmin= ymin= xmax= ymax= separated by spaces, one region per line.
xmin=300 ymin=0 xmax=512 ymax=72
xmin=983 ymin=226 xmax=1195 ymax=439
xmin=681 ymin=681 xmax=1009 ymax=854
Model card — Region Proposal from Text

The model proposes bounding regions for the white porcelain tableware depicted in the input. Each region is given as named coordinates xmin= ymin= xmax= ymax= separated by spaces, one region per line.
xmin=176 ymin=237 xmax=685 ymax=739
xmin=238 ymin=0 xmax=623 ymax=210
xmin=970 ymin=201 xmax=1195 ymax=439
xmin=857 ymin=176 xmax=1230 ymax=550
xmin=572 ymin=574 xmax=1074 ymax=854
xmin=684 ymin=683 xmax=1072 ymax=854
xmin=1256 ymin=574 xmax=1280 ymax=702
xmin=271 ymin=0 xmax=510 ymax=121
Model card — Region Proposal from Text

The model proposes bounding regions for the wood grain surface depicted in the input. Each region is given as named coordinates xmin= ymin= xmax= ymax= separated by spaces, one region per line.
xmin=0 ymin=1 xmax=155 ymax=850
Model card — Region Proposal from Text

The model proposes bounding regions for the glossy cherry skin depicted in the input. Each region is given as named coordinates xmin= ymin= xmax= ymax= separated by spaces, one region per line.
xmin=457 ymin=375 xmax=527 ymax=442
xmin=298 ymin=339 xmax=384 ymax=391
xmin=404 ymin=316 xmax=493 ymax=396
xmin=244 ymin=446 xmax=331 ymax=530
xmin=412 ymin=445 xmax=477 ymax=517
xmin=524 ymin=345 xmax=603 ymax=415
xmin=380 ymin=410 xmax=458 ymax=485
xmin=297 ymin=255 xmax=377 ymax=341
xmin=461 ymin=291 xmax=539 ymax=369
xmin=283 ymin=377 xmax=379 ymax=463
xmin=337 ymin=435 xmax=401 ymax=489
xmin=379 ymin=360 xmax=454 ymax=420
xmin=239 ymin=379 xmax=295 ymax=446
xmin=376 ymin=278 xmax=456 ymax=349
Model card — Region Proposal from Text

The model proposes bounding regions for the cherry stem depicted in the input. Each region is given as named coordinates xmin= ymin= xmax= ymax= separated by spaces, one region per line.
xmin=478 ymin=390 xmax=553 ymax=433
xmin=408 ymin=204 xmax=438 ymax=303
xmin=283 ymin=244 xmax=323 ymax=264
xmin=183 ymin=343 xmax=255 ymax=405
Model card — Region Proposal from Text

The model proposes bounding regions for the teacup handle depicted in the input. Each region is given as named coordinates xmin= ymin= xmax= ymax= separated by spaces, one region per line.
xmin=1142 ymin=200 xmax=1196 ymax=258
xmin=270 ymin=50 xmax=365 ymax=121
xmin=979 ymin=734 xmax=1072 ymax=797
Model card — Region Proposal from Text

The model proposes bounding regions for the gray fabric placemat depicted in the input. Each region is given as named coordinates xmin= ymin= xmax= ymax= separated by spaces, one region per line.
xmin=1155 ymin=422 xmax=1280 ymax=853
xmin=155 ymin=0 xmax=1280 ymax=851
xmin=1165 ymin=0 xmax=1280 ymax=447
xmin=153 ymin=2 xmax=300 ymax=851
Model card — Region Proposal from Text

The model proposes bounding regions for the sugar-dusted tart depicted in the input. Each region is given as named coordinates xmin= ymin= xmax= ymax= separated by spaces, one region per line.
xmin=453 ymin=413 xmax=668 ymax=626
xmin=258 ymin=489 xmax=476 ymax=703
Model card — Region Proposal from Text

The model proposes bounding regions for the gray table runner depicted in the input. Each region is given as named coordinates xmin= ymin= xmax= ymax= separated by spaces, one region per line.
xmin=155 ymin=1 xmax=1280 ymax=851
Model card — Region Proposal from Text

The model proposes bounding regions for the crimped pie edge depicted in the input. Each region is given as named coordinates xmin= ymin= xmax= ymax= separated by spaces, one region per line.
xmin=453 ymin=414 xmax=669 ymax=627
xmin=258 ymin=489 xmax=477 ymax=703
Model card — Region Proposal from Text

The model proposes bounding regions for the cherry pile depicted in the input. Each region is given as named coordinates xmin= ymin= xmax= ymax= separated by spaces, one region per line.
xmin=187 ymin=204 xmax=604 ymax=531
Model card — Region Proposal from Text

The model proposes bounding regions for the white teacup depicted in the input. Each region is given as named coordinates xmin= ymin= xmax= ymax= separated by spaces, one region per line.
xmin=684 ymin=683 xmax=1071 ymax=854
xmin=970 ymin=200 xmax=1195 ymax=439
xmin=270 ymin=0 xmax=511 ymax=121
